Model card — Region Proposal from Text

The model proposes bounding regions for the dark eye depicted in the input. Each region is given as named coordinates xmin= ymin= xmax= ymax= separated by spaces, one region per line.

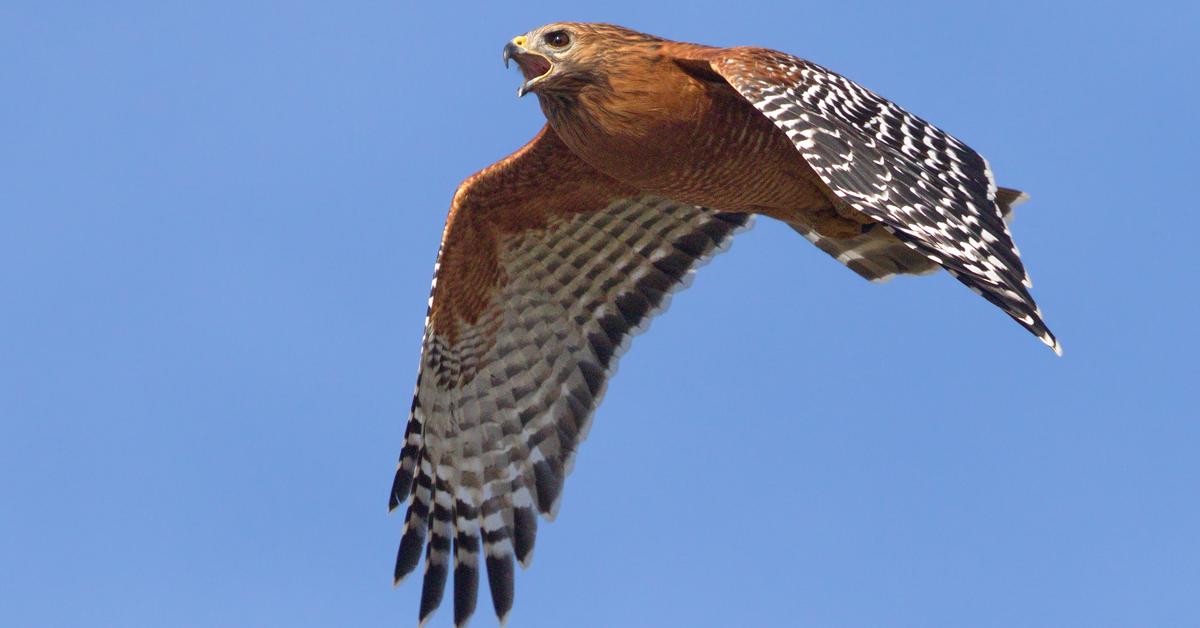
xmin=543 ymin=31 xmax=570 ymax=48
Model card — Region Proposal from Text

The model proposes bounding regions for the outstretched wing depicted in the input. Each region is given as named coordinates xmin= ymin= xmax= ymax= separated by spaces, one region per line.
xmin=390 ymin=126 xmax=751 ymax=626
xmin=697 ymin=47 xmax=1059 ymax=354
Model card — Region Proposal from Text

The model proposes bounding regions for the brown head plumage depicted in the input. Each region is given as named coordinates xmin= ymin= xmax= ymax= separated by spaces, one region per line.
xmin=502 ymin=23 xmax=666 ymax=101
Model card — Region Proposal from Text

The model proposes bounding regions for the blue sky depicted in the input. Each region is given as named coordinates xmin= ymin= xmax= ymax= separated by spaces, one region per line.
xmin=2 ymin=2 xmax=1197 ymax=626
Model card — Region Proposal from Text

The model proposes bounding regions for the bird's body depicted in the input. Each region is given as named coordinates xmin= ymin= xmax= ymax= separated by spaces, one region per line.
xmin=542 ymin=40 xmax=847 ymax=229
xmin=393 ymin=22 xmax=1059 ymax=626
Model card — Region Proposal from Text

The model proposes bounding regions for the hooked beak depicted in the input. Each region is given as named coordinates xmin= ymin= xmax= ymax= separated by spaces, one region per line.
xmin=502 ymin=36 xmax=552 ymax=97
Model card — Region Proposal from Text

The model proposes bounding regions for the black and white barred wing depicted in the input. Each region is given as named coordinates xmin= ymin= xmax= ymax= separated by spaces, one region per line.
xmin=709 ymin=48 xmax=1060 ymax=354
xmin=389 ymin=128 xmax=750 ymax=627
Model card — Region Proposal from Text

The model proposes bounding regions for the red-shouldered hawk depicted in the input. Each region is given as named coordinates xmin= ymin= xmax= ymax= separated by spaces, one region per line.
xmin=391 ymin=22 xmax=1059 ymax=626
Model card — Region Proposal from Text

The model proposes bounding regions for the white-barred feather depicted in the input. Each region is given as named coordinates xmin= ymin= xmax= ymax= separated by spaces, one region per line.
xmin=392 ymin=195 xmax=750 ymax=626
xmin=715 ymin=50 xmax=1059 ymax=354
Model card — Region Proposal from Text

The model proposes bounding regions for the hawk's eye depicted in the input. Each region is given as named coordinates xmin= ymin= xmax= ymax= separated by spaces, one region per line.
xmin=543 ymin=31 xmax=570 ymax=48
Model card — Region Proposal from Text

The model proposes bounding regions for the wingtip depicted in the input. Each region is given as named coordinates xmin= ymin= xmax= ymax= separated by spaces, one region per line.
xmin=517 ymin=547 xmax=535 ymax=569
xmin=393 ymin=569 xmax=412 ymax=588
xmin=393 ymin=568 xmax=413 ymax=588
xmin=1041 ymin=333 xmax=1063 ymax=357
xmin=418 ymin=600 xmax=443 ymax=628
xmin=388 ymin=481 xmax=401 ymax=512
xmin=543 ymin=498 xmax=562 ymax=522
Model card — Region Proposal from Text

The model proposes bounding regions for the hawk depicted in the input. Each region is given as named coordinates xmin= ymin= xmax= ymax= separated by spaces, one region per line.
xmin=391 ymin=22 xmax=1059 ymax=626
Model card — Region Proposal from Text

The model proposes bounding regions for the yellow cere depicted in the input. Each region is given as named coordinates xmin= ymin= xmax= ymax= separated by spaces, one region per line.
xmin=512 ymin=35 xmax=527 ymax=48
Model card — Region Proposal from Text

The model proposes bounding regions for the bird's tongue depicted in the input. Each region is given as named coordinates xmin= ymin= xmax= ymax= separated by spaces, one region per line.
xmin=519 ymin=55 xmax=551 ymax=80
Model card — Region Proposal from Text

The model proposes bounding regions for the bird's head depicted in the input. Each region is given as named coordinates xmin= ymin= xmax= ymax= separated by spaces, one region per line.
xmin=502 ymin=23 xmax=662 ymax=98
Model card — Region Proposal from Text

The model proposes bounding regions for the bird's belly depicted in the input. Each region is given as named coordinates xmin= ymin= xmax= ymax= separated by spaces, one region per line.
xmin=552 ymin=86 xmax=871 ymax=236
xmin=577 ymin=102 xmax=832 ymax=216
xmin=628 ymin=124 xmax=877 ymax=239
xmin=639 ymin=146 xmax=827 ymax=215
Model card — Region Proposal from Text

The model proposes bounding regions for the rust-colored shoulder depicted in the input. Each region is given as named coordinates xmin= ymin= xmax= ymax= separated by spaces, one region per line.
xmin=669 ymin=45 xmax=798 ymax=84
xmin=429 ymin=126 xmax=635 ymax=345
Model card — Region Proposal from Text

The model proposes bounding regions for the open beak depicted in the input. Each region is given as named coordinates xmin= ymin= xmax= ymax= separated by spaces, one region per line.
xmin=502 ymin=36 xmax=552 ymax=97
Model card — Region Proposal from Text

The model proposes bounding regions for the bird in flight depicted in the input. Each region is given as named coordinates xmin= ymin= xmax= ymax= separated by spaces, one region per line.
xmin=390 ymin=22 xmax=1059 ymax=626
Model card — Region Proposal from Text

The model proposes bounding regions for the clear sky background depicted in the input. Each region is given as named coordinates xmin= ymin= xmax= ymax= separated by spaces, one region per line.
xmin=2 ymin=2 xmax=1197 ymax=627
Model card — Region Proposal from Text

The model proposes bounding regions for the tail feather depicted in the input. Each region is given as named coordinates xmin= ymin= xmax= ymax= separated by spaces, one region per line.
xmin=996 ymin=187 xmax=1030 ymax=223
xmin=791 ymin=186 xmax=1032 ymax=283
xmin=790 ymin=220 xmax=939 ymax=283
